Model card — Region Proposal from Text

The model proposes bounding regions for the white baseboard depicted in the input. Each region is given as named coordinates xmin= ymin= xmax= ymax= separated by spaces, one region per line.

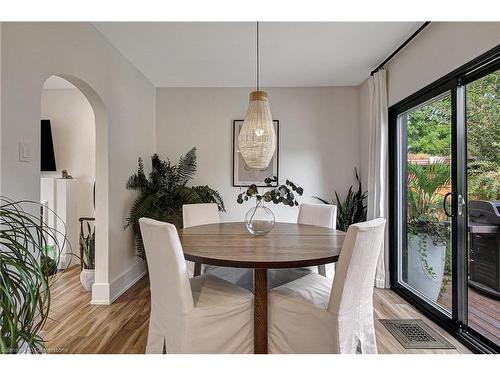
xmin=91 ymin=260 xmax=147 ymax=305
xmin=91 ymin=282 xmax=111 ymax=305
xmin=109 ymin=259 xmax=147 ymax=303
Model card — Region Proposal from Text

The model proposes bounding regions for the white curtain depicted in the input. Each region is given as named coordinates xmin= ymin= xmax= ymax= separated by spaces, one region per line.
xmin=367 ymin=69 xmax=390 ymax=289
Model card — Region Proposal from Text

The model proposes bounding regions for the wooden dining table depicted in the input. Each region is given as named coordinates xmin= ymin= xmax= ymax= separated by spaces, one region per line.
xmin=177 ymin=222 xmax=345 ymax=354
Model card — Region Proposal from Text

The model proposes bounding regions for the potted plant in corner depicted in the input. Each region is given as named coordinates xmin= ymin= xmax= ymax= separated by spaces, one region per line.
xmin=79 ymin=218 xmax=95 ymax=291
xmin=314 ymin=168 xmax=367 ymax=231
xmin=125 ymin=148 xmax=225 ymax=259
xmin=406 ymin=162 xmax=450 ymax=301
xmin=1 ymin=197 xmax=66 ymax=353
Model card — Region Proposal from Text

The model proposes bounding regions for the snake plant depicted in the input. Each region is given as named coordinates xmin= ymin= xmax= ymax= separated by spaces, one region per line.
xmin=314 ymin=168 xmax=367 ymax=231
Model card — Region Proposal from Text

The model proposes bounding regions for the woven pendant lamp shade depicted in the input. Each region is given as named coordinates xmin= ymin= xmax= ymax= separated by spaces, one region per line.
xmin=238 ymin=90 xmax=276 ymax=169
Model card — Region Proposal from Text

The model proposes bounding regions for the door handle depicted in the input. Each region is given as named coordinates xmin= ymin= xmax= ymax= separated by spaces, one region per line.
xmin=443 ymin=192 xmax=454 ymax=217
xmin=457 ymin=194 xmax=465 ymax=216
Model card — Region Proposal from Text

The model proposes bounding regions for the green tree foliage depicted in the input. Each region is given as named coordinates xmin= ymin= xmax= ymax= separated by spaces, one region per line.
xmin=407 ymin=95 xmax=451 ymax=157
xmin=406 ymin=70 xmax=499 ymax=200
xmin=467 ymin=161 xmax=500 ymax=200
xmin=466 ymin=71 xmax=500 ymax=165
xmin=466 ymin=71 xmax=500 ymax=200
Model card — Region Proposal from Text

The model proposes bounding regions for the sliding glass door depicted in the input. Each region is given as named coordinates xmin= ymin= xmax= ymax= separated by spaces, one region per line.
xmin=396 ymin=92 xmax=454 ymax=316
xmin=464 ymin=69 xmax=500 ymax=347
xmin=390 ymin=48 xmax=500 ymax=353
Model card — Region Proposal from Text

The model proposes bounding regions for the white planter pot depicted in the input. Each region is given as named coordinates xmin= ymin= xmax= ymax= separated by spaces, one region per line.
xmin=80 ymin=269 xmax=95 ymax=291
xmin=407 ymin=234 xmax=446 ymax=302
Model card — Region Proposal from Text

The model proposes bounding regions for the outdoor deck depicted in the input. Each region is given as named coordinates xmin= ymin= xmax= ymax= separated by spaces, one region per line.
xmin=439 ymin=282 xmax=499 ymax=346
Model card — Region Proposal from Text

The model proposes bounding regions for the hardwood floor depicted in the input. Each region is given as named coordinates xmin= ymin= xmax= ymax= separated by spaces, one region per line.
xmin=43 ymin=266 xmax=149 ymax=354
xmin=43 ymin=266 xmax=471 ymax=354
xmin=373 ymin=289 xmax=470 ymax=354
xmin=438 ymin=281 xmax=499 ymax=346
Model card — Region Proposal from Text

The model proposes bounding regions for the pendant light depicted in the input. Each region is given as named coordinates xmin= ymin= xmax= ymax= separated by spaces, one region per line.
xmin=238 ymin=22 xmax=276 ymax=169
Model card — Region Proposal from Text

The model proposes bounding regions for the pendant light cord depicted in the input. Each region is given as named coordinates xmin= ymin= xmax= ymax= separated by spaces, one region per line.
xmin=256 ymin=21 xmax=259 ymax=91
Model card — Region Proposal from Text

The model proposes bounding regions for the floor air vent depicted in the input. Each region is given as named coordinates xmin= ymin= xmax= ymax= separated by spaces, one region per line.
xmin=380 ymin=319 xmax=455 ymax=349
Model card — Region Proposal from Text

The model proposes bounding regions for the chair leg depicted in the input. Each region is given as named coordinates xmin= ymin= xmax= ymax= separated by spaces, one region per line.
xmin=194 ymin=262 xmax=202 ymax=277
xmin=318 ymin=264 xmax=326 ymax=276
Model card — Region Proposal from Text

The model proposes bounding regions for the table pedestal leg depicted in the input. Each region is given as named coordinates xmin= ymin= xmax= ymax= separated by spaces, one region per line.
xmin=318 ymin=264 xmax=326 ymax=276
xmin=193 ymin=262 xmax=202 ymax=276
xmin=254 ymin=268 xmax=268 ymax=354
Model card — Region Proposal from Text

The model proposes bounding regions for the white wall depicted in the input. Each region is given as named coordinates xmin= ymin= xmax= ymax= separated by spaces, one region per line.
xmin=156 ymin=87 xmax=361 ymax=223
xmin=3 ymin=21 xmax=495 ymax=304
xmin=41 ymin=87 xmax=96 ymax=220
xmin=386 ymin=22 xmax=500 ymax=106
xmin=1 ymin=23 xmax=156 ymax=304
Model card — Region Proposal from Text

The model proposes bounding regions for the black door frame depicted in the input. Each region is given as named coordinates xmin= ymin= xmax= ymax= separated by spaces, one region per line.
xmin=388 ymin=45 xmax=500 ymax=354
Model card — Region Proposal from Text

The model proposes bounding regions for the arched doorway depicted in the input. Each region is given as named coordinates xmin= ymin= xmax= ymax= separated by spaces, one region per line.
xmin=40 ymin=74 xmax=109 ymax=304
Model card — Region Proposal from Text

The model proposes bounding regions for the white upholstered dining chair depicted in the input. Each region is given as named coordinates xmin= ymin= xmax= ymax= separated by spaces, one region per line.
xmin=139 ymin=217 xmax=253 ymax=353
xmin=183 ymin=203 xmax=220 ymax=228
xmin=269 ymin=218 xmax=386 ymax=354
xmin=297 ymin=202 xmax=337 ymax=229
xmin=182 ymin=203 xmax=253 ymax=291
xmin=182 ymin=203 xmax=220 ymax=277
xmin=297 ymin=203 xmax=337 ymax=277
xmin=267 ymin=203 xmax=338 ymax=289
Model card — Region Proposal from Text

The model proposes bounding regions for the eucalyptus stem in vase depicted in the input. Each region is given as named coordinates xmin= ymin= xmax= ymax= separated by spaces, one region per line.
xmin=237 ymin=176 xmax=303 ymax=235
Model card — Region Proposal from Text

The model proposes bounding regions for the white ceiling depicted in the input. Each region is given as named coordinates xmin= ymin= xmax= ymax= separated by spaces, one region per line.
xmin=94 ymin=22 xmax=422 ymax=87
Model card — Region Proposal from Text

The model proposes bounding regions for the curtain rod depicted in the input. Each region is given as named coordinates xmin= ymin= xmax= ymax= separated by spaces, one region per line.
xmin=370 ymin=22 xmax=431 ymax=76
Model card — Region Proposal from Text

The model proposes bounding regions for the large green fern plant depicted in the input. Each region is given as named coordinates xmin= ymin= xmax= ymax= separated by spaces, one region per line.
xmin=125 ymin=148 xmax=225 ymax=259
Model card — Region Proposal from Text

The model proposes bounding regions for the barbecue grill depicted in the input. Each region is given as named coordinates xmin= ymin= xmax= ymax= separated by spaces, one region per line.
xmin=468 ymin=200 xmax=500 ymax=299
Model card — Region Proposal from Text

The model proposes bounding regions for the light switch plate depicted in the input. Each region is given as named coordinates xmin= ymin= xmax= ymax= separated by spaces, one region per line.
xmin=19 ymin=141 xmax=31 ymax=162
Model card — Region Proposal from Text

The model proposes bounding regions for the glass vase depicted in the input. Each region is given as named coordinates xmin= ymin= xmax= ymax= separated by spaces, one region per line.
xmin=245 ymin=201 xmax=275 ymax=235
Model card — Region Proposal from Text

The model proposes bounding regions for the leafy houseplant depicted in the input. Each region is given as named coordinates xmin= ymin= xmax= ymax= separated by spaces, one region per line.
xmin=79 ymin=219 xmax=95 ymax=291
xmin=41 ymin=249 xmax=57 ymax=277
xmin=125 ymin=148 xmax=225 ymax=259
xmin=0 ymin=197 xmax=66 ymax=354
xmin=314 ymin=168 xmax=367 ymax=231
xmin=80 ymin=221 xmax=95 ymax=269
xmin=237 ymin=176 xmax=303 ymax=235
xmin=406 ymin=161 xmax=450 ymax=301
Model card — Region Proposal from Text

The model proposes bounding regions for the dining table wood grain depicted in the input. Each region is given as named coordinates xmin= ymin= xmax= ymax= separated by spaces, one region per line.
xmin=178 ymin=222 xmax=345 ymax=354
